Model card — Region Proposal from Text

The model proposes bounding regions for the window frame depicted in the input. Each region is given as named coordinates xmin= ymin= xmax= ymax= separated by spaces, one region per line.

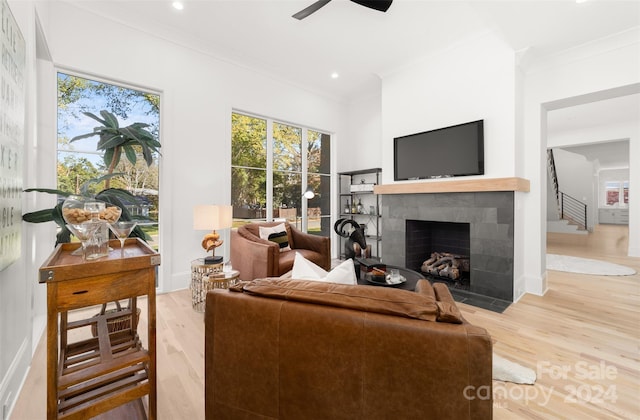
xmin=55 ymin=68 xmax=164 ymax=288
xmin=231 ymin=110 xmax=332 ymax=234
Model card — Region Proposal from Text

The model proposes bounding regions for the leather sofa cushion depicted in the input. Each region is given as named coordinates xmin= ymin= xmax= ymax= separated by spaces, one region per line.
xmin=419 ymin=280 xmax=464 ymax=324
xmin=238 ymin=278 xmax=439 ymax=321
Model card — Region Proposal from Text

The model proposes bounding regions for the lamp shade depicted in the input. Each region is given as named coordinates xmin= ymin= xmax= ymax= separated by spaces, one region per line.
xmin=193 ymin=205 xmax=233 ymax=231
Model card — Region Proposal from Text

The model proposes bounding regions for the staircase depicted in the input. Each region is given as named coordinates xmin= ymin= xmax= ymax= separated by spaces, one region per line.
xmin=547 ymin=149 xmax=588 ymax=234
xmin=547 ymin=219 xmax=588 ymax=235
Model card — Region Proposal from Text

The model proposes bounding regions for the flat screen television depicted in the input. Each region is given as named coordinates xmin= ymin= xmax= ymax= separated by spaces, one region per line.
xmin=394 ymin=120 xmax=484 ymax=181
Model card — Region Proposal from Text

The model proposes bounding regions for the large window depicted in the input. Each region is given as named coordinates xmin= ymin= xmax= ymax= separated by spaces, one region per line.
xmin=231 ymin=112 xmax=331 ymax=236
xmin=57 ymin=72 xmax=161 ymax=248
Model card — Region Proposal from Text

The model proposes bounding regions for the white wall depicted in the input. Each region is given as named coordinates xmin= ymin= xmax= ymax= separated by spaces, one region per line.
xmin=381 ymin=32 xmax=518 ymax=185
xmin=342 ymin=92 xmax=382 ymax=173
xmin=1 ymin=1 xmax=42 ymax=417
xmin=36 ymin=1 xmax=349 ymax=293
xmin=523 ymin=28 xmax=640 ymax=296
xmin=550 ymin=148 xmax=596 ymax=230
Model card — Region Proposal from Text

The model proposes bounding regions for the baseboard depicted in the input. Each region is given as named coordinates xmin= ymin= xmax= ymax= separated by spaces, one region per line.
xmin=524 ymin=272 xmax=548 ymax=297
xmin=0 ymin=337 xmax=31 ymax=420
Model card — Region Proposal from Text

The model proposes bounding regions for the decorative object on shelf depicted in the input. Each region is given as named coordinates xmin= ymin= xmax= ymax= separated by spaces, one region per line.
xmin=349 ymin=180 xmax=375 ymax=192
xmin=193 ymin=205 xmax=233 ymax=264
xmin=90 ymin=300 xmax=141 ymax=337
xmin=334 ymin=218 xmax=367 ymax=260
xmin=62 ymin=195 xmax=122 ymax=259
xmin=65 ymin=222 xmax=102 ymax=261
xmin=108 ymin=221 xmax=138 ymax=258
xmin=338 ymin=168 xmax=382 ymax=259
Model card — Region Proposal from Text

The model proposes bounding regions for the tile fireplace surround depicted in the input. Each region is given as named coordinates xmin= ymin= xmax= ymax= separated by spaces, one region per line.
xmin=376 ymin=178 xmax=529 ymax=312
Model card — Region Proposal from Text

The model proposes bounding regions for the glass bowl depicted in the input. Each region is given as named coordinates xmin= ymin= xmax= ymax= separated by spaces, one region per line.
xmin=61 ymin=195 xmax=122 ymax=225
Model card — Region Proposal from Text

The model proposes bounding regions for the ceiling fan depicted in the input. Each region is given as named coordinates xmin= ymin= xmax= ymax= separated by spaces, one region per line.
xmin=292 ymin=0 xmax=393 ymax=20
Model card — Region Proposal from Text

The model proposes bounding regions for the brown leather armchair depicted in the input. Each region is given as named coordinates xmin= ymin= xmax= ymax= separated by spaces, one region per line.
xmin=205 ymin=279 xmax=493 ymax=419
xmin=230 ymin=221 xmax=330 ymax=280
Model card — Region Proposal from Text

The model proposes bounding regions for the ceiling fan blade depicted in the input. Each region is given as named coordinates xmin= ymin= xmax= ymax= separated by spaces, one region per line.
xmin=350 ymin=0 xmax=393 ymax=13
xmin=292 ymin=0 xmax=332 ymax=20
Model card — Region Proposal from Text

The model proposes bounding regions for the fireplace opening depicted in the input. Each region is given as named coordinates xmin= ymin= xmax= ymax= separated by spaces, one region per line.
xmin=405 ymin=220 xmax=471 ymax=290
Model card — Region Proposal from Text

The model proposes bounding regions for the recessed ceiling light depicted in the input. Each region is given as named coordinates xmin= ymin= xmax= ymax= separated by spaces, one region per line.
xmin=575 ymin=0 xmax=588 ymax=3
xmin=172 ymin=1 xmax=184 ymax=10
xmin=331 ymin=72 xmax=339 ymax=79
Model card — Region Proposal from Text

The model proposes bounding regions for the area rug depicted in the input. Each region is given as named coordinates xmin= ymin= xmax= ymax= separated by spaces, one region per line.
xmin=546 ymin=254 xmax=636 ymax=276
xmin=493 ymin=354 xmax=536 ymax=384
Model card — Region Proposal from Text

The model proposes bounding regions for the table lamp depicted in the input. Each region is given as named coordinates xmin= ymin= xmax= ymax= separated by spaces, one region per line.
xmin=193 ymin=205 xmax=233 ymax=264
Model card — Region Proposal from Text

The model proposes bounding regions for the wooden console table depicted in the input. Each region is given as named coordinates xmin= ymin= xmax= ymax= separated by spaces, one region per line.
xmin=39 ymin=238 xmax=160 ymax=419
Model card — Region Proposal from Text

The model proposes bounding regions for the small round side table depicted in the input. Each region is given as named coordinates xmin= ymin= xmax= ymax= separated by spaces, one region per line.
xmin=190 ymin=259 xmax=239 ymax=312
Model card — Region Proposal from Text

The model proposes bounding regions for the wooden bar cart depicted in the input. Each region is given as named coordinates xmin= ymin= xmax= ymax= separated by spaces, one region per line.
xmin=39 ymin=238 xmax=160 ymax=420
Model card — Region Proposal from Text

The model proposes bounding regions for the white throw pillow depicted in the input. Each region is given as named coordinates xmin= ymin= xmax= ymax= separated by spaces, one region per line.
xmin=324 ymin=259 xmax=358 ymax=285
xmin=291 ymin=252 xmax=357 ymax=285
xmin=259 ymin=223 xmax=291 ymax=252
xmin=291 ymin=251 xmax=328 ymax=279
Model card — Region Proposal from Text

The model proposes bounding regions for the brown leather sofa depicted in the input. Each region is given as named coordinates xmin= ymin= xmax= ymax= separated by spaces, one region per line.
xmin=205 ymin=278 xmax=492 ymax=419
xmin=230 ymin=221 xmax=331 ymax=280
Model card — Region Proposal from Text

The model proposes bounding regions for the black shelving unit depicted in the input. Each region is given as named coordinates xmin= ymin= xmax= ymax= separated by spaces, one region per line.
xmin=337 ymin=168 xmax=382 ymax=259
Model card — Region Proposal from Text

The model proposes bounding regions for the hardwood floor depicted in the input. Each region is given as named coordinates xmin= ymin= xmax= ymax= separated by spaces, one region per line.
xmin=472 ymin=224 xmax=639 ymax=419
xmin=10 ymin=224 xmax=640 ymax=419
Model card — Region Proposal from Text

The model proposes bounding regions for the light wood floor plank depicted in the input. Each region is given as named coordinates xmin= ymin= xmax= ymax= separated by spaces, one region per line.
xmin=10 ymin=224 xmax=640 ymax=419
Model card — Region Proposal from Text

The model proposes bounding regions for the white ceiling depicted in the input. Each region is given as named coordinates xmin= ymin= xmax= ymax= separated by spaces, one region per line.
xmin=64 ymin=0 xmax=640 ymax=102
xmin=558 ymin=139 xmax=630 ymax=168
xmin=61 ymin=0 xmax=639 ymax=166
xmin=548 ymin=93 xmax=639 ymax=168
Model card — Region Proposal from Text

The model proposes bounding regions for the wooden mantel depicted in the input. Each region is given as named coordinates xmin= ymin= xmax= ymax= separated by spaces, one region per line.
xmin=374 ymin=177 xmax=530 ymax=194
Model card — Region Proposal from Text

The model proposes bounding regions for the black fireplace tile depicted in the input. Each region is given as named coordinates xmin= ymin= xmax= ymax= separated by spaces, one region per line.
xmin=475 ymin=191 xmax=514 ymax=209
xmin=447 ymin=288 xmax=511 ymax=313
xmin=456 ymin=208 xmax=488 ymax=224
xmin=471 ymin=254 xmax=513 ymax=275
xmin=394 ymin=206 xmax=420 ymax=221
xmin=476 ymin=207 xmax=499 ymax=223
xmin=432 ymin=192 xmax=475 ymax=208
xmin=497 ymin=205 xmax=514 ymax=224
xmin=472 ymin=223 xmax=510 ymax=240
xmin=418 ymin=207 xmax=491 ymax=224
xmin=382 ymin=191 xmax=516 ymax=308
xmin=417 ymin=207 xmax=458 ymax=222
xmin=471 ymin=270 xmax=513 ymax=301
xmin=385 ymin=235 xmax=404 ymax=253
xmin=472 ymin=238 xmax=513 ymax=257
xmin=384 ymin=217 xmax=406 ymax=232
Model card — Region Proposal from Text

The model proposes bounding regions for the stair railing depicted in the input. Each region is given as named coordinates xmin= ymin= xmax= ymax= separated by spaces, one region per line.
xmin=547 ymin=149 xmax=560 ymax=209
xmin=560 ymin=192 xmax=587 ymax=231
